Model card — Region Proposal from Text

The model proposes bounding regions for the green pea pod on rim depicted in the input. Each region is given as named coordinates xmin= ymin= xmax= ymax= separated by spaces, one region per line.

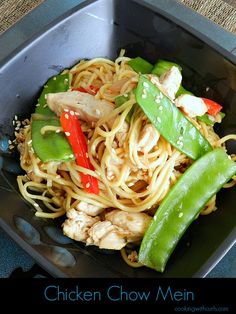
xmin=139 ymin=148 xmax=236 ymax=272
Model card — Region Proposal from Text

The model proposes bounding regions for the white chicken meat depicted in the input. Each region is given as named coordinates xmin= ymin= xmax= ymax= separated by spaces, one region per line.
xmin=63 ymin=208 xmax=100 ymax=242
xmin=138 ymin=123 xmax=160 ymax=153
xmin=86 ymin=221 xmax=127 ymax=250
xmin=159 ymin=66 xmax=182 ymax=100
xmin=149 ymin=66 xmax=182 ymax=101
xmin=105 ymin=210 xmax=152 ymax=242
xmin=76 ymin=201 xmax=104 ymax=216
xmin=46 ymin=91 xmax=114 ymax=124
xmin=175 ymin=94 xmax=207 ymax=118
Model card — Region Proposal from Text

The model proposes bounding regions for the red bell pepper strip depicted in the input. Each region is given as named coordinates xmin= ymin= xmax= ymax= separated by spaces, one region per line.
xmin=72 ymin=85 xmax=100 ymax=96
xmin=60 ymin=111 xmax=99 ymax=195
xmin=202 ymin=98 xmax=222 ymax=116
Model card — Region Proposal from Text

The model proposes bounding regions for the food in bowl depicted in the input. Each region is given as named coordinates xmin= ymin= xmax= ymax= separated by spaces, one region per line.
xmin=15 ymin=51 xmax=236 ymax=272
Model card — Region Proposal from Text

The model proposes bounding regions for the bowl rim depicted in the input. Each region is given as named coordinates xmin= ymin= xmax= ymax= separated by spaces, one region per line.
xmin=0 ymin=0 xmax=236 ymax=278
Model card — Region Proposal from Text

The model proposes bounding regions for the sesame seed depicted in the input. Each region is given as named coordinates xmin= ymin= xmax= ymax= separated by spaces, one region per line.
xmin=159 ymin=93 xmax=163 ymax=99
xmin=56 ymin=129 xmax=61 ymax=133
xmin=124 ymin=93 xmax=128 ymax=97
xmin=143 ymin=82 xmax=149 ymax=88
xmin=27 ymin=140 xmax=32 ymax=145
xmin=179 ymin=136 xmax=183 ymax=140
xmin=36 ymin=103 xmax=40 ymax=107
xmin=159 ymin=106 xmax=163 ymax=111
xmin=34 ymin=203 xmax=39 ymax=208
xmin=206 ymin=87 xmax=210 ymax=92
xmin=86 ymin=182 xmax=90 ymax=188
xmin=70 ymin=110 xmax=75 ymax=116
xmin=44 ymin=95 xmax=47 ymax=99
xmin=43 ymin=104 xmax=47 ymax=108
xmin=65 ymin=132 xmax=70 ymax=137
xmin=154 ymin=216 xmax=157 ymax=221
xmin=56 ymin=175 xmax=61 ymax=179
xmin=14 ymin=115 xmax=18 ymax=120
xmin=69 ymin=154 xmax=74 ymax=158
xmin=8 ymin=139 xmax=12 ymax=144
xmin=44 ymin=85 xmax=48 ymax=88
xmin=64 ymin=79 xmax=69 ymax=84
xmin=65 ymin=114 xmax=69 ymax=119
xmin=157 ymin=117 xmax=161 ymax=123
xmin=155 ymin=97 xmax=161 ymax=104
xmin=178 ymin=212 xmax=183 ymax=218
xmin=64 ymin=108 xmax=69 ymax=112
xmin=142 ymin=94 xmax=147 ymax=99
xmin=12 ymin=120 xmax=15 ymax=126
xmin=95 ymin=109 xmax=101 ymax=115
xmin=53 ymin=77 xmax=57 ymax=81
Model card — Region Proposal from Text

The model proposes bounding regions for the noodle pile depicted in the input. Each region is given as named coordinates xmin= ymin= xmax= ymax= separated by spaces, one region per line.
xmin=16 ymin=51 xmax=236 ymax=229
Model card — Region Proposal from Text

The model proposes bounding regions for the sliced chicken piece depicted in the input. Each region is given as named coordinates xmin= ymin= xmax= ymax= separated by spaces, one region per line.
xmin=116 ymin=121 xmax=129 ymax=147
xmin=105 ymin=210 xmax=152 ymax=242
xmin=138 ymin=123 xmax=160 ymax=153
xmin=148 ymin=66 xmax=182 ymax=101
xmin=159 ymin=66 xmax=182 ymax=100
xmin=86 ymin=221 xmax=127 ymax=250
xmin=63 ymin=209 xmax=99 ymax=242
xmin=76 ymin=201 xmax=104 ymax=216
xmin=175 ymin=94 xmax=207 ymax=118
xmin=46 ymin=91 xmax=114 ymax=124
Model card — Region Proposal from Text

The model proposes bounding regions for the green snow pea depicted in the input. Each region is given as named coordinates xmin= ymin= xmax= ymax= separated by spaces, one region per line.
xmin=151 ymin=59 xmax=182 ymax=76
xmin=115 ymin=92 xmax=135 ymax=123
xmin=136 ymin=75 xmax=212 ymax=160
xmin=139 ymin=148 xmax=236 ymax=272
xmin=128 ymin=57 xmax=153 ymax=74
xmin=32 ymin=73 xmax=74 ymax=162
xmin=32 ymin=119 xmax=74 ymax=163
xmin=197 ymin=112 xmax=225 ymax=127
xmin=175 ymin=85 xmax=193 ymax=97
xmin=36 ymin=73 xmax=69 ymax=116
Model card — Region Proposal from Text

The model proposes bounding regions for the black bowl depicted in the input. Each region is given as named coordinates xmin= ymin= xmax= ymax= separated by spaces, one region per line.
xmin=0 ymin=0 xmax=236 ymax=277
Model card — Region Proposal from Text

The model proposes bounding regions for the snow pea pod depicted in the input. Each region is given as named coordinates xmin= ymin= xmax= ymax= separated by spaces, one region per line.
xmin=139 ymin=148 xmax=236 ymax=272
xmin=115 ymin=92 xmax=135 ymax=123
xmin=32 ymin=119 xmax=74 ymax=163
xmin=151 ymin=59 xmax=182 ymax=76
xmin=32 ymin=73 xmax=74 ymax=162
xmin=128 ymin=57 xmax=153 ymax=74
xmin=36 ymin=73 xmax=69 ymax=115
xmin=136 ymin=75 xmax=212 ymax=160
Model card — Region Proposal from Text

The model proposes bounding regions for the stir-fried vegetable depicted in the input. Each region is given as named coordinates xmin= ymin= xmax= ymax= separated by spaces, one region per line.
xmin=128 ymin=57 xmax=153 ymax=74
xmin=36 ymin=74 xmax=69 ymax=115
xmin=60 ymin=111 xmax=99 ymax=195
xmin=151 ymin=59 xmax=182 ymax=76
xmin=32 ymin=73 xmax=74 ymax=162
xmin=136 ymin=75 xmax=212 ymax=160
xmin=115 ymin=92 xmax=135 ymax=123
xmin=202 ymin=98 xmax=223 ymax=116
xmin=139 ymin=148 xmax=236 ymax=272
